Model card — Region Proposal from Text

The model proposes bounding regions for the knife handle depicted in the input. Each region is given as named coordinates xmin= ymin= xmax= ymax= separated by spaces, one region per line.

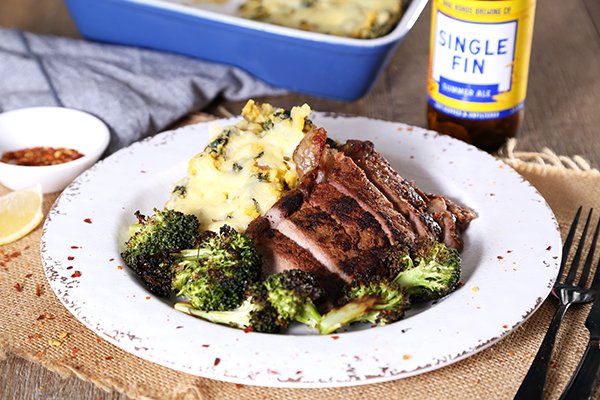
xmin=560 ymin=338 xmax=600 ymax=400
xmin=514 ymin=304 xmax=570 ymax=400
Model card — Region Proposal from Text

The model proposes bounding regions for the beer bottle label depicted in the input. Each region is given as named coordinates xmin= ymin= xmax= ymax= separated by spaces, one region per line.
xmin=427 ymin=0 xmax=536 ymax=120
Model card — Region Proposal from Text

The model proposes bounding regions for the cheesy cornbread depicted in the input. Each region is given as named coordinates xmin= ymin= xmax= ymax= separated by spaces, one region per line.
xmin=165 ymin=100 xmax=313 ymax=233
xmin=239 ymin=0 xmax=403 ymax=39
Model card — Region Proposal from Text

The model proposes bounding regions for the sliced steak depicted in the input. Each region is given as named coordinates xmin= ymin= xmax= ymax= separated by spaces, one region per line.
xmin=324 ymin=152 xmax=416 ymax=249
xmin=308 ymin=183 xmax=389 ymax=252
xmin=340 ymin=140 xmax=442 ymax=240
xmin=253 ymin=226 xmax=346 ymax=303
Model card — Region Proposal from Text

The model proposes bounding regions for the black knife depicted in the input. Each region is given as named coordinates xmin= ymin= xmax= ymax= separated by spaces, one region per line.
xmin=559 ymin=261 xmax=600 ymax=400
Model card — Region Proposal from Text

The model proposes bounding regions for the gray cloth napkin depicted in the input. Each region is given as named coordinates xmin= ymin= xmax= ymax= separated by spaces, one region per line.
xmin=0 ymin=28 xmax=283 ymax=154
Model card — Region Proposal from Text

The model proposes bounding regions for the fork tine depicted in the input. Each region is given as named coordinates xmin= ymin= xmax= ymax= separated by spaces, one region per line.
xmin=579 ymin=214 xmax=600 ymax=289
xmin=559 ymin=206 xmax=583 ymax=279
xmin=566 ymin=209 xmax=593 ymax=284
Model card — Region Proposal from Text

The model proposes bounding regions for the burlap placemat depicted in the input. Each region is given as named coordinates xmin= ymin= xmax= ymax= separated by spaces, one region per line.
xmin=1 ymin=139 xmax=599 ymax=400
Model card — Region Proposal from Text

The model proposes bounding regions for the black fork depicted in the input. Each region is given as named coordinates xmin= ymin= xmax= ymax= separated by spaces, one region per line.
xmin=515 ymin=207 xmax=600 ymax=400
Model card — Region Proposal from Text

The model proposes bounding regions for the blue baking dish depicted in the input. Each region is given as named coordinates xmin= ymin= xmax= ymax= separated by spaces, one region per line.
xmin=64 ymin=0 xmax=428 ymax=100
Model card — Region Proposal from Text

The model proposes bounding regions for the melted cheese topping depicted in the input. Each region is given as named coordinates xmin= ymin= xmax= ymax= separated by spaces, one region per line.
xmin=165 ymin=100 xmax=313 ymax=232
xmin=239 ymin=0 xmax=403 ymax=39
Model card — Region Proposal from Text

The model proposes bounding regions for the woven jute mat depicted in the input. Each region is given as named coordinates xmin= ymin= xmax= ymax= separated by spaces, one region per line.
xmin=1 ymin=139 xmax=600 ymax=400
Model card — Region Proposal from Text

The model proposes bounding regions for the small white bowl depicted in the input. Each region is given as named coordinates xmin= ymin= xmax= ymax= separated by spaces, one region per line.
xmin=0 ymin=107 xmax=110 ymax=193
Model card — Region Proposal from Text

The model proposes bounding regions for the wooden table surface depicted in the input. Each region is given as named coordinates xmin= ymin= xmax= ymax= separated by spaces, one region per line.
xmin=1 ymin=0 xmax=599 ymax=398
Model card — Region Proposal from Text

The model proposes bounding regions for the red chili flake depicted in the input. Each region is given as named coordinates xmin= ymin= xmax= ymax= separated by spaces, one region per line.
xmin=546 ymin=246 xmax=552 ymax=251
xmin=71 ymin=271 xmax=82 ymax=278
xmin=83 ymin=218 xmax=92 ymax=224
xmin=10 ymin=251 xmax=21 ymax=258
xmin=35 ymin=284 xmax=42 ymax=297
xmin=67 ymin=256 xmax=75 ymax=261
xmin=36 ymin=314 xmax=45 ymax=321
xmin=502 ymin=324 xmax=508 ymax=329
xmin=507 ymin=250 xmax=513 ymax=253
xmin=243 ymin=327 xmax=253 ymax=333
xmin=109 ymin=258 xmax=115 ymax=262
xmin=331 ymin=335 xmax=340 ymax=340
xmin=105 ymin=356 xmax=113 ymax=361
xmin=25 ymin=273 xmax=33 ymax=278
xmin=497 ymin=256 xmax=504 ymax=260
xmin=213 ymin=357 xmax=221 ymax=366
xmin=235 ymin=384 xmax=244 ymax=389
xmin=202 ymin=344 xmax=210 ymax=347
xmin=14 ymin=283 xmax=23 ymax=292
xmin=67 ymin=266 xmax=73 ymax=270
xmin=70 ymin=246 xmax=79 ymax=249
xmin=489 ymin=193 xmax=496 ymax=196
xmin=28 ymin=333 xmax=42 ymax=340
xmin=72 ymin=347 xmax=79 ymax=355
xmin=117 ymin=266 xmax=123 ymax=270
xmin=145 ymin=296 xmax=151 ymax=300
xmin=1 ymin=146 xmax=84 ymax=166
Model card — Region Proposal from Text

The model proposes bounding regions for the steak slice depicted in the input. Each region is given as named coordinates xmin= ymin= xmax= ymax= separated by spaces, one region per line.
xmin=340 ymin=140 xmax=441 ymax=240
xmin=340 ymin=139 xmax=476 ymax=250
xmin=252 ymin=225 xmax=346 ymax=303
xmin=324 ymin=152 xmax=416 ymax=249
xmin=308 ymin=183 xmax=389 ymax=252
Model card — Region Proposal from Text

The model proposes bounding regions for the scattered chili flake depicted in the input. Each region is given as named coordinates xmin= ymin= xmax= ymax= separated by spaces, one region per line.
xmin=330 ymin=335 xmax=340 ymax=340
xmin=1 ymin=146 xmax=84 ymax=166
xmin=83 ymin=218 xmax=92 ymax=224
xmin=497 ymin=256 xmax=504 ymax=260
xmin=36 ymin=314 xmax=45 ymax=321
xmin=117 ymin=266 xmax=123 ymax=270
xmin=14 ymin=283 xmax=23 ymax=292
xmin=71 ymin=347 xmax=79 ymax=356
xmin=402 ymin=354 xmax=411 ymax=360
xmin=202 ymin=344 xmax=210 ymax=348
xmin=235 ymin=384 xmax=244 ymax=389
xmin=243 ymin=327 xmax=253 ymax=333
xmin=145 ymin=296 xmax=151 ymax=300
xmin=109 ymin=258 xmax=115 ymax=262
xmin=546 ymin=246 xmax=552 ymax=251
xmin=35 ymin=283 xmax=42 ymax=297
xmin=66 ymin=266 xmax=73 ymax=270
xmin=25 ymin=273 xmax=33 ymax=278
xmin=502 ymin=324 xmax=509 ymax=329
xmin=214 ymin=357 xmax=221 ymax=366
xmin=70 ymin=246 xmax=79 ymax=249
xmin=105 ymin=356 xmax=114 ymax=361
xmin=71 ymin=271 xmax=82 ymax=278
xmin=67 ymin=256 xmax=75 ymax=261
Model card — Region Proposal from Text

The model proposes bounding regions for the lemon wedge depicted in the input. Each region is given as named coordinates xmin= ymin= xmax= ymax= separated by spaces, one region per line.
xmin=0 ymin=185 xmax=44 ymax=245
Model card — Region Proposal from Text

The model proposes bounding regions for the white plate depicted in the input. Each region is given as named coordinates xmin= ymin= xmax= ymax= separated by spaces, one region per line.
xmin=41 ymin=114 xmax=561 ymax=387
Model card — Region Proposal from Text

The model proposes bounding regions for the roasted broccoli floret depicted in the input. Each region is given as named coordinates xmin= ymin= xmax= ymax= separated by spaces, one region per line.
xmin=318 ymin=277 xmax=407 ymax=335
xmin=390 ymin=241 xmax=462 ymax=302
xmin=172 ymin=225 xmax=262 ymax=311
xmin=264 ymin=269 xmax=323 ymax=329
xmin=175 ymin=283 xmax=284 ymax=333
xmin=121 ymin=208 xmax=200 ymax=296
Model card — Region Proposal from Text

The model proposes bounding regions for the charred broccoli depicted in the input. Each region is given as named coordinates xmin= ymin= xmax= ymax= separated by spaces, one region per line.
xmin=175 ymin=283 xmax=284 ymax=333
xmin=390 ymin=241 xmax=461 ymax=302
xmin=264 ymin=269 xmax=323 ymax=329
xmin=318 ymin=277 xmax=407 ymax=335
xmin=121 ymin=209 xmax=200 ymax=296
xmin=175 ymin=269 xmax=324 ymax=333
xmin=171 ymin=225 xmax=262 ymax=311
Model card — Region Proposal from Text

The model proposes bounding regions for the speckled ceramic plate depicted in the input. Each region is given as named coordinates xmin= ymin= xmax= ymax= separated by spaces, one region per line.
xmin=41 ymin=114 xmax=561 ymax=387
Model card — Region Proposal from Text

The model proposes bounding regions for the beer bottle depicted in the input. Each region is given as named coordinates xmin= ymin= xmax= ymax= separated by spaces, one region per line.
xmin=426 ymin=0 xmax=536 ymax=152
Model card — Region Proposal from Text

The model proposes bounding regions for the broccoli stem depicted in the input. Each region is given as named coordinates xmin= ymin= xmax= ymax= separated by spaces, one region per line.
xmin=294 ymin=302 xmax=322 ymax=329
xmin=318 ymin=297 xmax=377 ymax=335
xmin=175 ymin=301 xmax=253 ymax=329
